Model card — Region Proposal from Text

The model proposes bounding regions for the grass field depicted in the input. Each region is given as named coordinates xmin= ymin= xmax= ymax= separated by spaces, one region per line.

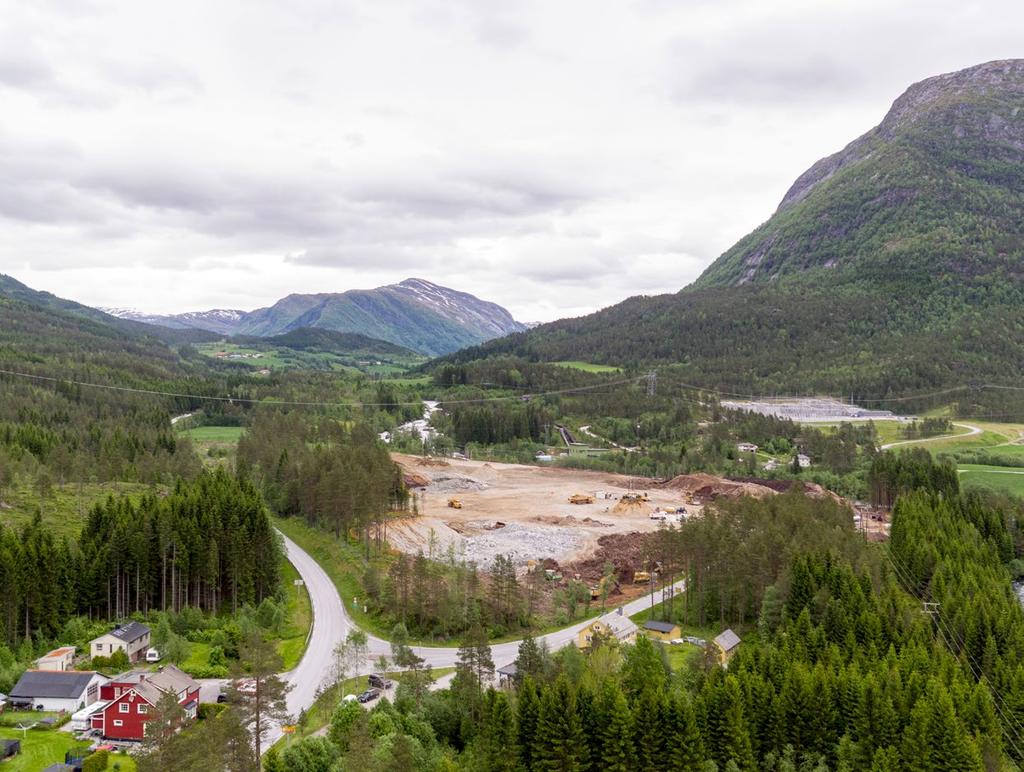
xmin=180 ymin=426 xmax=246 ymax=443
xmin=0 ymin=480 xmax=160 ymax=538
xmin=551 ymin=361 xmax=622 ymax=373
xmin=959 ymin=465 xmax=1024 ymax=496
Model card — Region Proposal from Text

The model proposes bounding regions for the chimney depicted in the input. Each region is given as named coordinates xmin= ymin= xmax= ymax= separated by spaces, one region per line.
xmin=617 ymin=606 xmax=623 ymax=616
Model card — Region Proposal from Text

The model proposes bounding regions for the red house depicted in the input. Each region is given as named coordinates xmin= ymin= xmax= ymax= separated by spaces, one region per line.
xmin=90 ymin=665 xmax=200 ymax=741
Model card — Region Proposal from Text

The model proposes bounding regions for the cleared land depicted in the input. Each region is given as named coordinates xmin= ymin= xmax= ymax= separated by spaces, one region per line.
xmin=551 ymin=361 xmax=623 ymax=373
xmin=391 ymin=453 xmax=704 ymax=569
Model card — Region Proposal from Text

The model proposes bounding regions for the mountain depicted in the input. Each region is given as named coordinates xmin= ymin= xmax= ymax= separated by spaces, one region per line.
xmin=233 ymin=327 xmax=418 ymax=358
xmin=446 ymin=60 xmax=1024 ymax=403
xmin=231 ymin=278 xmax=525 ymax=357
xmin=102 ymin=307 xmax=245 ymax=335
xmin=0 ymin=274 xmax=218 ymax=345
xmin=98 ymin=278 xmax=525 ymax=357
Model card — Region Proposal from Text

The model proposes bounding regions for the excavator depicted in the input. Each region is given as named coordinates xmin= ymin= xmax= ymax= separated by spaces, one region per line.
xmin=569 ymin=493 xmax=595 ymax=505
xmin=590 ymin=572 xmax=622 ymax=600
xmin=447 ymin=498 xmax=463 ymax=509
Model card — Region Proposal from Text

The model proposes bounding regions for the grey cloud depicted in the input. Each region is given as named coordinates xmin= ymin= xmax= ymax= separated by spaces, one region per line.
xmin=671 ymin=51 xmax=864 ymax=104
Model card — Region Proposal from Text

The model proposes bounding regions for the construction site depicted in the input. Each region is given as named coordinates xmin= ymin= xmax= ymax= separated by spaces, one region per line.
xmin=387 ymin=453 xmax=855 ymax=603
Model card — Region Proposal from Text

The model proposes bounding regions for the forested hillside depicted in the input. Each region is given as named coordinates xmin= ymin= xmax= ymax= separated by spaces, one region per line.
xmin=273 ymin=453 xmax=1024 ymax=771
xmin=445 ymin=61 xmax=1024 ymax=409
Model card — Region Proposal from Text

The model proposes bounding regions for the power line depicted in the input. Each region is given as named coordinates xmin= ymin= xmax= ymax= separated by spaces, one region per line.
xmin=0 ymin=367 xmax=650 ymax=409
xmin=883 ymin=545 xmax=1024 ymax=758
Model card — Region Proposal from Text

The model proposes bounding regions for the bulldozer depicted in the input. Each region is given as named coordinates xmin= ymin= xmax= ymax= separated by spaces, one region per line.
xmin=590 ymin=572 xmax=622 ymax=600
xmin=569 ymin=493 xmax=595 ymax=505
xmin=447 ymin=498 xmax=463 ymax=509
xmin=633 ymin=570 xmax=651 ymax=584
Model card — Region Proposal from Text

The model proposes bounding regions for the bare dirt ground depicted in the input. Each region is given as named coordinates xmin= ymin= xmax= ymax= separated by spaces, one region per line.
xmin=390 ymin=454 xmax=703 ymax=569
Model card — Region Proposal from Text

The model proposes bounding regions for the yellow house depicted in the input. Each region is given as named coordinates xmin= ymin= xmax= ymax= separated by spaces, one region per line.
xmin=576 ymin=610 xmax=638 ymax=649
xmin=713 ymin=628 xmax=741 ymax=666
xmin=642 ymin=619 xmax=681 ymax=641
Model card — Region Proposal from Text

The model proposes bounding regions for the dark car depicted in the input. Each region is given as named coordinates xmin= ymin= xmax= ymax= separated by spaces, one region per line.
xmin=368 ymin=674 xmax=392 ymax=690
xmin=357 ymin=688 xmax=381 ymax=703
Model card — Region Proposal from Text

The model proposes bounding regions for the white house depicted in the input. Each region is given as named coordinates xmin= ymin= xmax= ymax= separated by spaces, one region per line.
xmin=797 ymin=454 xmax=811 ymax=468
xmin=90 ymin=622 xmax=152 ymax=663
xmin=35 ymin=647 xmax=76 ymax=672
xmin=737 ymin=442 xmax=759 ymax=454
xmin=9 ymin=670 xmax=109 ymax=713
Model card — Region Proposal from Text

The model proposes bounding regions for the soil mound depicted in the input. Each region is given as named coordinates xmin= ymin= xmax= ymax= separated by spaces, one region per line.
xmin=658 ymin=473 xmax=775 ymax=500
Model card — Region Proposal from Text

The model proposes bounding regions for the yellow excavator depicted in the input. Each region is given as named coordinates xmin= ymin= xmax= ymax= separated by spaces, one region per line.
xmin=447 ymin=498 xmax=463 ymax=509
xmin=569 ymin=493 xmax=595 ymax=505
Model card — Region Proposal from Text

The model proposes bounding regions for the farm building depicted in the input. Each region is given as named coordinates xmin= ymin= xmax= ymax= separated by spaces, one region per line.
xmin=713 ymin=628 xmax=742 ymax=666
xmin=496 ymin=663 xmax=518 ymax=686
xmin=737 ymin=442 xmax=758 ymax=453
xmin=9 ymin=670 xmax=109 ymax=713
xmin=642 ymin=619 xmax=681 ymax=641
xmin=35 ymin=647 xmax=76 ymax=672
xmin=577 ymin=609 xmax=638 ymax=648
xmin=90 ymin=621 xmax=152 ymax=663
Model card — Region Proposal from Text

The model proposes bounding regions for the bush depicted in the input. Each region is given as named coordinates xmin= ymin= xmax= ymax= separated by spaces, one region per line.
xmin=82 ymin=749 xmax=110 ymax=772
xmin=198 ymin=702 xmax=228 ymax=720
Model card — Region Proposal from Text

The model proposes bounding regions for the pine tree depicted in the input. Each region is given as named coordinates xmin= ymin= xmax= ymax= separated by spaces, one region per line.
xmin=534 ymin=677 xmax=587 ymax=772
xmin=666 ymin=692 xmax=705 ymax=771
xmin=516 ymin=677 xmax=540 ymax=770
xmin=600 ymin=683 xmax=635 ymax=772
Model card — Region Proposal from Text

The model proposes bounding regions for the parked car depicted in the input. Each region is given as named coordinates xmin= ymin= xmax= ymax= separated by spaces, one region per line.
xmin=145 ymin=647 xmax=162 ymax=663
xmin=342 ymin=694 xmax=358 ymax=704
xmin=357 ymin=688 xmax=381 ymax=704
xmin=368 ymin=674 xmax=392 ymax=690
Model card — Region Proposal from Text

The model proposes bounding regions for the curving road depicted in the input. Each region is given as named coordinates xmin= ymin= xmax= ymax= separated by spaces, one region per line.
xmin=266 ymin=531 xmax=684 ymax=749
xmin=880 ymin=422 xmax=982 ymax=450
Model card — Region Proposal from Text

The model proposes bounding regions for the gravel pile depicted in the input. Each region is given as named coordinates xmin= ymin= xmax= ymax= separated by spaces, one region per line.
xmin=428 ymin=475 xmax=489 ymax=492
xmin=460 ymin=522 xmax=583 ymax=568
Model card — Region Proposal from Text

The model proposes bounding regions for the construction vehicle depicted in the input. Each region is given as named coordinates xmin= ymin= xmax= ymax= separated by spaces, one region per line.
xmin=590 ymin=572 xmax=622 ymax=600
xmin=447 ymin=498 xmax=463 ymax=509
xmin=569 ymin=493 xmax=595 ymax=505
xmin=633 ymin=570 xmax=651 ymax=584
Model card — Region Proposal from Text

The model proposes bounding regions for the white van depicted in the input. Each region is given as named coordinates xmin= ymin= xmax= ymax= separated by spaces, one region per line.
xmin=145 ymin=647 xmax=162 ymax=663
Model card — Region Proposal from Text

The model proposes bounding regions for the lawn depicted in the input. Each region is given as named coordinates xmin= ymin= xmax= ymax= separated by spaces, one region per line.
xmin=551 ymin=361 xmax=622 ymax=373
xmin=958 ymin=465 xmax=1024 ymax=497
xmin=0 ymin=727 xmax=80 ymax=771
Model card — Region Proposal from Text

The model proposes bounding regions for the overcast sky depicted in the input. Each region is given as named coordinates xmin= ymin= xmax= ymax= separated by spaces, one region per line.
xmin=1 ymin=0 xmax=1022 ymax=322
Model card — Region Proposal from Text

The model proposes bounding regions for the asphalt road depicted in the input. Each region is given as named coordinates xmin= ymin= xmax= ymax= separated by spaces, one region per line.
xmin=264 ymin=530 xmax=685 ymax=751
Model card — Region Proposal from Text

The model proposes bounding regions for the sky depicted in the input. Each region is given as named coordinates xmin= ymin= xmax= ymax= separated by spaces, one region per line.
xmin=1 ymin=0 xmax=1022 ymax=323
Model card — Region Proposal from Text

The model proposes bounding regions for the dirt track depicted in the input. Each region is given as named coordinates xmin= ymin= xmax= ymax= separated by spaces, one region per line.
xmin=389 ymin=454 xmax=702 ymax=568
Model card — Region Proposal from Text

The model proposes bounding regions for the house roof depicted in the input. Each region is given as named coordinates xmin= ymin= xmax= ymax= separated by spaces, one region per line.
xmin=10 ymin=670 xmax=105 ymax=700
xmin=130 ymin=681 xmax=165 ymax=706
xmin=106 ymin=621 xmax=151 ymax=643
xmin=109 ymin=670 xmax=148 ymax=685
xmin=497 ymin=663 xmax=518 ymax=676
xmin=38 ymin=647 xmax=75 ymax=660
xmin=643 ymin=620 xmax=678 ymax=634
xmin=714 ymin=629 xmax=741 ymax=652
xmin=594 ymin=611 xmax=638 ymax=638
xmin=146 ymin=665 xmax=199 ymax=695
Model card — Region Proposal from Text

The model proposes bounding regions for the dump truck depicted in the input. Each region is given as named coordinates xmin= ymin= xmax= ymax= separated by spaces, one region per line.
xmin=569 ymin=493 xmax=595 ymax=505
xmin=447 ymin=498 xmax=463 ymax=509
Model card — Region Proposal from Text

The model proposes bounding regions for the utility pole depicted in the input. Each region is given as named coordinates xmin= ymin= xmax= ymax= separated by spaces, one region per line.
xmin=646 ymin=371 xmax=657 ymax=397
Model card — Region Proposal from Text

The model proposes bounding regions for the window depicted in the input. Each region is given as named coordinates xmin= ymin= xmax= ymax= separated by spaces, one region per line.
xmin=119 ymin=703 xmax=130 ymax=713
xmin=138 ymin=704 xmax=147 ymax=714
xmin=113 ymin=720 xmax=123 ymax=727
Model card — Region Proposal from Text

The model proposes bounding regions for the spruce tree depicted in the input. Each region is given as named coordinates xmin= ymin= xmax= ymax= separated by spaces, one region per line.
xmin=600 ymin=684 xmax=635 ymax=772
xmin=534 ymin=676 xmax=587 ymax=772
